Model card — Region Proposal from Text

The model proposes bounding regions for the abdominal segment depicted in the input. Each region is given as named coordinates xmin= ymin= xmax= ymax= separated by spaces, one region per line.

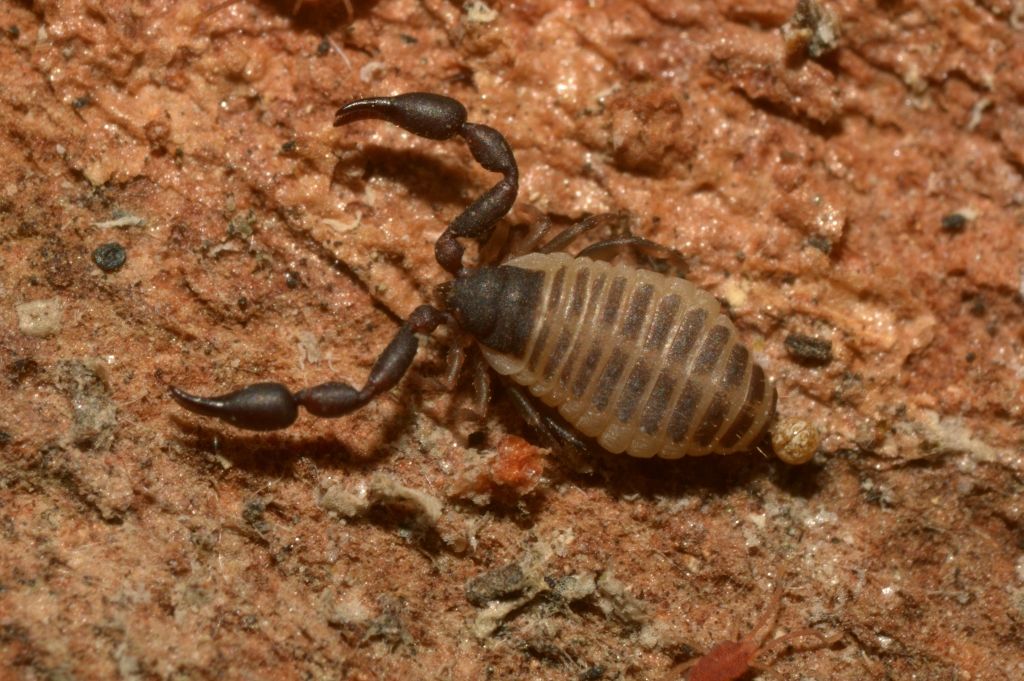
xmin=480 ymin=253 xmax=776 ymax=458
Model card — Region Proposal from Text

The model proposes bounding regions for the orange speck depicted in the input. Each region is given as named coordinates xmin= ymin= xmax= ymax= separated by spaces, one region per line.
xmin=490 ymin=434 xmax=544 ymax=493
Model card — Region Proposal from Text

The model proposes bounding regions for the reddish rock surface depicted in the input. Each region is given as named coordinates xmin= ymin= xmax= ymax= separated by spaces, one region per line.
xmin=1 ymin=1 xmax=1022 ymax=679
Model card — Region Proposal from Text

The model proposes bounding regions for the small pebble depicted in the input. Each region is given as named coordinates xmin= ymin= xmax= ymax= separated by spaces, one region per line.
xmin=92 ymin=242 xmax=126 ymax=272
xmin=16 ymin=299 xmax=62 ymax=337
xmin=465 ymin=562 xmax=528 ymax=606
xmin=785 ymin=332 xmax=833 ymax=365
xmin=941 ymin=212 xmax=968 ymax=233
xmin=806 ymin=233 xmax=833 ymax=254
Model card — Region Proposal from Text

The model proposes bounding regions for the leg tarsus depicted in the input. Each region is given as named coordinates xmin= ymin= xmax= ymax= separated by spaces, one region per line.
xmin=540 ymin=213 xmax=624 ymax=254
xmin=471 ymin=353 xmax=491 ymax=416
xmin=506 ymin=384 xmax=557 ymax=448
xmin=505 ymin=384 xmax=589 ymax=452
xmin=539 ymin=212 xmax=689 ymax=276
xmin=509 ymin=205 xmax=552 ymax=258
xmin=577 ymin=236 xmax=689 ymax=275
xmin=170 ymin=383 xmax=299 ymax=431
xmin=540 ymin=411 xmax=590 ymax=452
xmin=747 ymin=587 xmax=785 ymax=650
xmin=757 ymin=627 xmax=843 ymax=662
xmin=442 ymin=344 xmax=467 ymax=391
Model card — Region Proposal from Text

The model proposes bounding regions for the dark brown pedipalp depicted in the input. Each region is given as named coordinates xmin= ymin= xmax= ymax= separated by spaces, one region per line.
xmin=174 ymin=93 xmax=522 ymax=433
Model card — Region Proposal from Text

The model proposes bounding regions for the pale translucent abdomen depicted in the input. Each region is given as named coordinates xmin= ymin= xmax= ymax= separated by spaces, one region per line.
xmin=480 ymin=253 xmax=776 ymax=458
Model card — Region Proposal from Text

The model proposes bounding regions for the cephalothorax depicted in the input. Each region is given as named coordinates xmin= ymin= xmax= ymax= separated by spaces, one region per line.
xmin=172 ymin=93 xmax=817 ymax=463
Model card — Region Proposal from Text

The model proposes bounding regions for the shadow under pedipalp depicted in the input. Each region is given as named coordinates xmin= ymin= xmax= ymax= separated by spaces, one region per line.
xmin=166 ymin=393 xmax=419 ymax=477
xmin=196 ymin=0 xmax=375 ymax=34
xmin=332 ymin=145 xmax=484 ymax=214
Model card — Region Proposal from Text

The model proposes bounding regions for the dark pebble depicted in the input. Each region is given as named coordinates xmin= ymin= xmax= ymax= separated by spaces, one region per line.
xmin=92 ymin=242 xmax=126 ymax=272
xmin=785 ymin=333 xmax=833 ymax=365
xmin=941 ymin=212 xmax=968 ymax=233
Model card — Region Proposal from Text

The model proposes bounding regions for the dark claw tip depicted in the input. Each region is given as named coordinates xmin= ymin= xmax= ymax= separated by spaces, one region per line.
xmin=170 ymin=383 xmax=299 ymax=432
xmin=170 ymin=386 xmax=224 ymax=417
xmin=334 ymin=92 xmax=467 ymax=140
xmin=333 ymin=96 xmax=394 ymax=127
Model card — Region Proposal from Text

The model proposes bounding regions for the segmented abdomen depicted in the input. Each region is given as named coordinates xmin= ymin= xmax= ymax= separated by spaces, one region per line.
xmin=480 ymin=253 xmax=776 ymax=458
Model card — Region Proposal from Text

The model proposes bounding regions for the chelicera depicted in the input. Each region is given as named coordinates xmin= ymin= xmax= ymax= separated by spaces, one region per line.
xmin=172 ymin=92 xmax=818 ymax=464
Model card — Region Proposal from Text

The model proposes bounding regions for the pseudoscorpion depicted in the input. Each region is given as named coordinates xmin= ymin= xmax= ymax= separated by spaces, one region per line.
xmin=171 ymin=92 xmax=818 ymax=464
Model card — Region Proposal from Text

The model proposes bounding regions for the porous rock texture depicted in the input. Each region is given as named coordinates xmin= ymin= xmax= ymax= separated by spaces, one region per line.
xmin=1 ymin=1 xmax=1022 ymax=679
